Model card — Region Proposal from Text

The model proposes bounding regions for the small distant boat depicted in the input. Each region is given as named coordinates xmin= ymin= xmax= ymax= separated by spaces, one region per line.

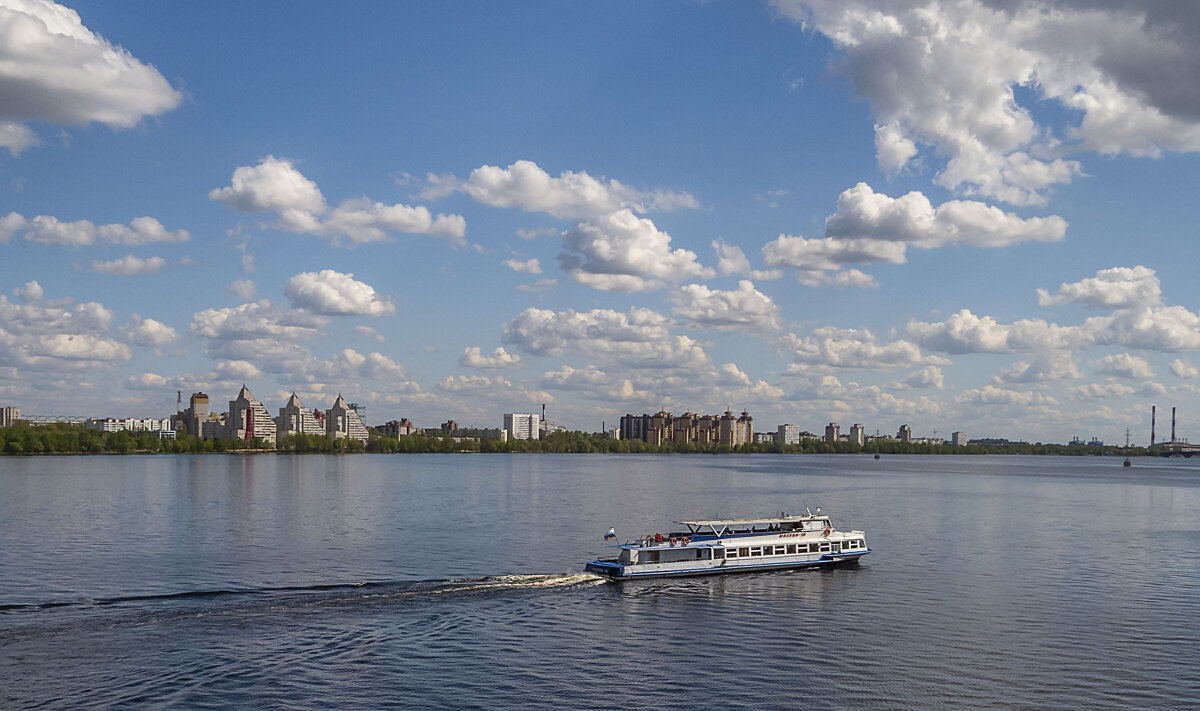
xmin=585 ymin=511 xmax=869 ymax=580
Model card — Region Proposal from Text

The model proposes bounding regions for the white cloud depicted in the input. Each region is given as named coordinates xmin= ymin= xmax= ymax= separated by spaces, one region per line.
xmin=13 ymin=280 xmax=42 ymax=303
xmin=1094 ymin=353 xmax=1154 ymax=379
xmin=712 ymin=240 xmax=782 ymax=280
xmin=670 ymin=280 xmax=781 ymax=332
xmin=459 ymin=346 xmax=521 ymax=369
xmin=121 ymin=313 xmax=178 ymax=347
xmin=503 ymin=258 xmax=542 ymax=274
xmin=210 ymin=157 xmax=465 ymax=246
xmin=355 ymin=325 xmax=386 ymax=343
xmin=785 ymin=327 xmax=948 ymax=370
xmin=502 ymin=306 xmax=709 ymax=369
xmin=190 ymin=300 xmax=325 ymax=342
xmin=899 ymin=365 xmax=944 ymax=390
xmin=283 ymin=270 xmax=395 ymax=316
xmin=1037 ymin=266 xmax=1162 ymax=309
xmin=559 ymin=209 xmax=715 ymax=292
xmin=1170 ymin=359 xmax=1198 ymax=380
xmin=30 ymin=332 xmax=130 ymax=361
xmin=208 ymin=156 xmax=327 ymax=214
xmin=907 ymin=309 xmax=1078 ymax=354
xmin=216 ymin=359 xmax=262 ymax=380
xmin=0 ymin=0 xmax=182 ymax=154
xmin=993 ymin=353 xmax=1081 ymax=384
xmin=762 ymin=233 xmax=901 ymax=286
xmin=0 ymin=212 xmax=27 ymax=242
xmin=825 ymin=183 xmax=1066 ymax=247
xmin=1068 ymin=381 xmax=1136 ymax=401
xmin=0 ymin=293 xmax=113 ymax=334
xmin=89 ymin=255 xmax=166 ymax=275
xmin=1083 ymin=306 xmax=1200 ymax=353
xmin=517 ymin=278 xmax=557 ymax=293
xmin=435 ymin=159 xmax=698 ymax=220
xmin=23 ymin=215 xmax=187 ymax=247
xmin=541 ymin=364 xmax=610 ymax=390
xmin=227 ymin=279 xmax=257 ymax=301
xmin=774 ymin=1 xmax=1200 ymax=204
xmin=955 ymin=385 xmax=1058 ymax=408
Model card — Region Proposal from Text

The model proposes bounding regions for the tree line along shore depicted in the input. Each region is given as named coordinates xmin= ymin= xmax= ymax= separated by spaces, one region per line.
xmin=0 ymin=422 xmax=1156 ymax=457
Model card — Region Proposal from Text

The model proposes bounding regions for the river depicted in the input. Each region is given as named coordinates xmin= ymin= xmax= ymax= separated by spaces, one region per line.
xmin=2 ymin=453 xmax=1198 ymax=709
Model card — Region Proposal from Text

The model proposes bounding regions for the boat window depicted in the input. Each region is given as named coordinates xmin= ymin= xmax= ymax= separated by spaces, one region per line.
xmin=749 ymin=547 xmax=762 ymax=557
xmin=726 ymin=548 xmax=739 ymax=559
xmin=715 ymin=549 xmax=725 ymax=559
xmin=738 ymin=547 xmax=749 ymax=557
xmin=786 ymin=544 xmax=796 ymax=554
xmin=774 ymin=545 xmax=786 ymax=555
xmin=819 ymin=542 xmax=831 ymax=552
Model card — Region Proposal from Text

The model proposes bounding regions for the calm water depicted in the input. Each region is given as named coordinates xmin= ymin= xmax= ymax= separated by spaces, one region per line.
xmin=2 ymin=454 xmax=1199 ymax=709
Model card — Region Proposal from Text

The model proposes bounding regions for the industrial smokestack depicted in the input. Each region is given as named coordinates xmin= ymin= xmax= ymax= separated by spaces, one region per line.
xmin=1152 ymin=405 xmax=1156 ymax=446
xmin=1172 ymin=406 xmax=1176 ymax=443
xmin=541 ymin=403 xmax=546 ymax=422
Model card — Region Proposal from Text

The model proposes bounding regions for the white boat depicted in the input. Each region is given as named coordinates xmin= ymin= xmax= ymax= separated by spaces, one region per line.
xmin=585 ymin=511 xmax=869 ymax=580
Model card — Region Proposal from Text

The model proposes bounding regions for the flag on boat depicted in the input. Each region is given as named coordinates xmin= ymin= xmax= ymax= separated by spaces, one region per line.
xmin=603 ymin=527 xmax=616 ymax=541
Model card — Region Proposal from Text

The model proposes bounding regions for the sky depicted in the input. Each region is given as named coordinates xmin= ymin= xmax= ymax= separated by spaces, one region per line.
xmin=2 ymin=0 xmax=1199 ymax=444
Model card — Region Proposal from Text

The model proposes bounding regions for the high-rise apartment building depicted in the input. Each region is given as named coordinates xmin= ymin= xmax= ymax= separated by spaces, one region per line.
xmin=503 ymin=413 xmax=538 ymax=440
xmin=777 ymin=423 xmax=801 ymax=445
xmin=276 ymin=392 xmax=324 ymax=437
xmin=226 ymin=385 xmax=277 ymax=444
xmin=0 ymin=406 xmax=20 ymax=427
xmin=328 ymin=394 xmax=369 ymax=443
xmin=898 ymin=424 xmax=913 ymax=442
xmin=849 ymin=423 xmax=865 ymax=446
xmin=952 ymin=431 xmax=967 ymax=446
xmin=825 ymin=422 xmax=840 ymax=442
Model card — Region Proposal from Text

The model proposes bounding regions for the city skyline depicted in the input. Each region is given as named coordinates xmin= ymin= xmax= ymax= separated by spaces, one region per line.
xmin=3 ymin=2 xmax=1200 ymax=445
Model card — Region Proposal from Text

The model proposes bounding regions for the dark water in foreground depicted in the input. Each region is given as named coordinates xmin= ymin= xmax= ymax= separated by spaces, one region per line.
xmin=2 ymin=454 xmax=1199 ymax=709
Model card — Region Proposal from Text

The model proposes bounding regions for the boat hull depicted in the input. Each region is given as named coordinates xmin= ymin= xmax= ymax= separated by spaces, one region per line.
xmin=585 ymin=550 xmax=869 ymax=580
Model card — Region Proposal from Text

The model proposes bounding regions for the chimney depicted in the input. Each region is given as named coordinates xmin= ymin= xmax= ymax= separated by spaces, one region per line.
xmin=1152 ymin=405 xmax=1156 ymax=446
xmin=1172 ymin=406 xmax=1177 ymax=443
xmin=541 ymin=403 xmax=546 ymax=422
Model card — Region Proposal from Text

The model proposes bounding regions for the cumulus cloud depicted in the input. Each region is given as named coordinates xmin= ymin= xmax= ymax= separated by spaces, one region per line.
xmin=785 ymin=327 xmax=948 ymax=371
xmin=502 ymin=306 xmax=709 ymax=369
xmin=825 ymin=183 xmax=1067 ymax=247
xmin=190 ymin=300 xmax=325 ymax=342
xmin=429 ymin=159 xmax=698 ymax=220
xmin=459 ymin=346 xmax=521 ymax=369
xmin=227 ymin=279 xmax=257 ymax=301
xmin=1037 ymin=266 xmax=1162 ymax=309
xmin=0 ymin=212 xmax=27 ymax=242
xmin=355 ymin=325 xmax=385 ymax=343
xmin=1170 ymin=359 xmax=1198 ymax=380
xmin=1094 ymin=353 xmax=1154 ymax=379
xmin=558 ymin=209 xmax=714 ymax=292
xmin=0 ymin=0 xmax=182 ymax=154
xmin=120 ymin=313 xmax=177 ymax=347
xmin=955 ymin=385 xmax=1058 ymax=408
xmin=13 ymin=280 xmax=42 ymax=303
xmin=670 ymin=280 xmax=781 ymax=332
xmin=992 ymin=353 xmax=1082 ymax=384
xmin=89 ymin=255 xmax=166 ymax=275
xmin=517 ymin=278 xmax=557 ymax=293
xmin=899 ymin=365 xmax=944 ymax=390
xmin=773 ymin=1 xmax=1200 ymax=204
xmin=907 ymin=309 xmax=1079 ymax=354
xmin=503 ymin=258 xmax=542 ymax=274
xmin=762 ymin=233 xmax=900 ymax=287
xmin=21 ymin=215 xmax=188 ymax=247
xmin=283 ymin=270 xmax=395 ymax=317
xmin=712 ymin=240 xmax=782 ymax=280
xmin=210 ymin=156 xmax=466 ymax=246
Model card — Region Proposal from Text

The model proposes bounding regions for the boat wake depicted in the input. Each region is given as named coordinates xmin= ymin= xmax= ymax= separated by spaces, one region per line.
xmin=0 ymin=574 xmax=607 ymax=615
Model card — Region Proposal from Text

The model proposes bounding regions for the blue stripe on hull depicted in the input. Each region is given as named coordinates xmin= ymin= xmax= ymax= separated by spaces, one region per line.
xmin=585 ymin=550 xmax=870 ymax=580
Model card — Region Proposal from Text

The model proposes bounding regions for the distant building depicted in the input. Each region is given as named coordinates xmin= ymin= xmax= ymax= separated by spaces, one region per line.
xmin=276 ymin=392 xmax=324 ymax=438
xmin=825 ymin=422 xmax=840 ymax=443
xmin=777 ymin=424 xmax=801 ymax=445
xmin=898 ymin=424 xmax=912 ymax=442
xmin=754 ymin=432 xmax=774 ymax=444
xmin=539 ymin=419 xmax=566 ymax=437
xmin=504 ymin=413 xmax=538 ymax=440
xmin=225 ymin=385 xmax=277 ymax=444
xmin=376 ymin=418 xmax=416 ymax=437
xmin=172 ymin=392 xmax=210 ymax=438
xmin=327 ymin=394 xmax=369 ymax=444
xmin=441 ymin=419 xmax=458 ymax=432
xmin=85 ymin=417 xmax=175 ymax=439
xmin=849 ymin=423 xmax=865 ymax=446
xmin=1 ymin=406 xmax=20 ymax=427
xmin=952 ymin=431 xmax=967 ymax=446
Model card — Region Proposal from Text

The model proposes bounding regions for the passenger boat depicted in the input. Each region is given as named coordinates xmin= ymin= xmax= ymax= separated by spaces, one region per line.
xmin=585 ymin=510 xmax=869 ymax=580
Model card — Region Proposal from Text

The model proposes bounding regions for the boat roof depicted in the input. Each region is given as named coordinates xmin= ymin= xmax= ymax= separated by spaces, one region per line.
xmin=678 ymin=514 xmax=828 ymax=527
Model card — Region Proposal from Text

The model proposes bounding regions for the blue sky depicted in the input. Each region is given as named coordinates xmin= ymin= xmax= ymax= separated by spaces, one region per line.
xmin=3 ymin=0 xmax=1200 ymax=444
